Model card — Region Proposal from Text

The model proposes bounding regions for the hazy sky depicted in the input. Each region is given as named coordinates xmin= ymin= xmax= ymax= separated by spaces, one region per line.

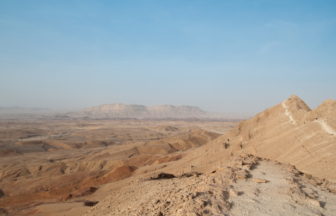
xmin=1 ymin=0 xmax=335 ymax=113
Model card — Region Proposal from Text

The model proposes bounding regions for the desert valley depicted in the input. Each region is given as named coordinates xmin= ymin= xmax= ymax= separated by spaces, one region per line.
xmin=2 ymin=1 xmax=335 ymax=215
xmin=0 ymin=95 xmax=336 ymax=216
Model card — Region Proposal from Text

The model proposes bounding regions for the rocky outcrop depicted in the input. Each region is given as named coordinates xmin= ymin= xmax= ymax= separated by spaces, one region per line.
xmin=85 ymin=154 xmax=336 ymax=216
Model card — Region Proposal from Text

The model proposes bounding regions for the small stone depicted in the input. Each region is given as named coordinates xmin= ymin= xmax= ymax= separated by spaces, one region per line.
xmin=253 ymin=179 xmax=267 ymax=183
xmin=229 ymin=189 xmax=239 ymax=197
xmin=307 ymin=199 xmax=321 ymax=207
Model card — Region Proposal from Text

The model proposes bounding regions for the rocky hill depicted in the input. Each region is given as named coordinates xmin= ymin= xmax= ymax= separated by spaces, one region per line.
xmin=207 ymin=95 xmax=336 ymax=179
xmin=74 ymin=103 xmax=206 ymax=118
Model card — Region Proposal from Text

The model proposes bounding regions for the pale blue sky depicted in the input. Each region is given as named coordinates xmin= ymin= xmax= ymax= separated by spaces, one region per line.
xmin=0 ymin=0 xmax=335 ymax=113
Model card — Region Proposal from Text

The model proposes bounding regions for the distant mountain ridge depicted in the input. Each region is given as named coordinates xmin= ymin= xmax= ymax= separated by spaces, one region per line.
xmin=74 ymin=103 xmax=206 ymax=118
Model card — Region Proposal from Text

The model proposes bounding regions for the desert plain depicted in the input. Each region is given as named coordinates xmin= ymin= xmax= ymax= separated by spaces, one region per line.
xmin=0 ymin=95 xmax=336 ymax=216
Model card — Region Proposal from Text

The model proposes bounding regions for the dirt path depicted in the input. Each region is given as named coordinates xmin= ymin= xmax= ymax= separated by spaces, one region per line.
xmin=229 ymin=160 xmax=336 ymax=215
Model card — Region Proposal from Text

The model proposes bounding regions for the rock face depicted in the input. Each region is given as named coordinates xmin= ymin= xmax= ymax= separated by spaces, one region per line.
xmin=75 ymin=103 xmax=206 ymax=118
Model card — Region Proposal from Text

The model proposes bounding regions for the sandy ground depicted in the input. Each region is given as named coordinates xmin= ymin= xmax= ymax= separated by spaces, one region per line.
xmin=229 ymin=160 xmax=336 ymax=216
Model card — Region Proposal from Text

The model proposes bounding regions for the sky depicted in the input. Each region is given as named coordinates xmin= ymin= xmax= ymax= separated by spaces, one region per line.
xmin=0 ymin=0 xmax=335 ymax=113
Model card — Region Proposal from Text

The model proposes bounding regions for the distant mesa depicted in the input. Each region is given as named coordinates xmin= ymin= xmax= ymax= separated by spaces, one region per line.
xmin=72 ymin=103 xmax=206 ymax=118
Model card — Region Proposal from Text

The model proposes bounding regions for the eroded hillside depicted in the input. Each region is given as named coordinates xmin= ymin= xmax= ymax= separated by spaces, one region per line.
xmin=0 ymin=117 xmax=235 ymax=215
xmin=207 ymin=95 xmax=336 ymax=179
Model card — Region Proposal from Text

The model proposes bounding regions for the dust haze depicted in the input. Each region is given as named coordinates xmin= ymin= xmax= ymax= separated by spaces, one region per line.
xmin=1 ymin=0 xmax=336 ymax=215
